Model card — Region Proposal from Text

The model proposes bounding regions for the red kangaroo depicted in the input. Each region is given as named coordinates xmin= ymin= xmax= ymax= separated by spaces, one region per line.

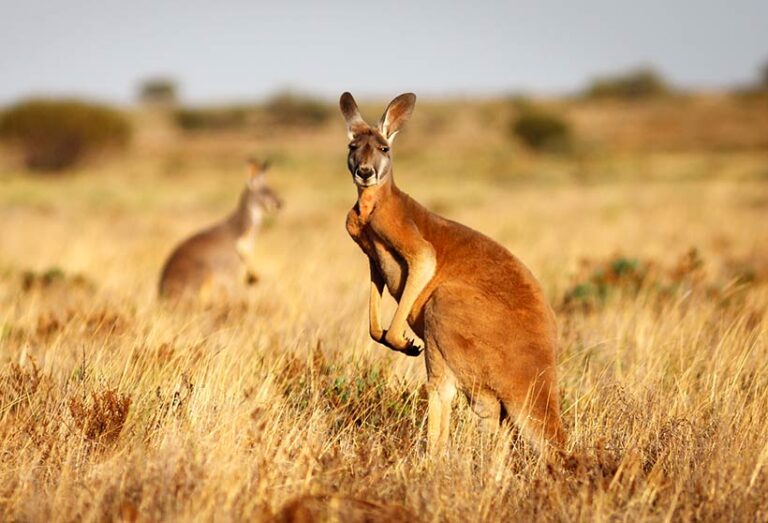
xmin=340 ymin=92 xmax=565 ymax=452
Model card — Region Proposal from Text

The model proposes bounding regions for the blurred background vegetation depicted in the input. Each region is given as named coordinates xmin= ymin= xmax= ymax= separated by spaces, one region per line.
xmin=1 ymin=61 xmax=766 ymax=175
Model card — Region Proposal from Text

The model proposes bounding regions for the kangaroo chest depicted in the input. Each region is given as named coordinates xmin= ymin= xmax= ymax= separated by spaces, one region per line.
xmin=234 ymin=226 xmax=258 ymax=260
xmin=346 ymin=206 xmax=407 ymax=299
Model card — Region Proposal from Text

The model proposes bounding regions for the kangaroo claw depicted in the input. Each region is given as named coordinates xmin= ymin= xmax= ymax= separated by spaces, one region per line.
xmin=379 ymin=330 xmax=423 ymax=357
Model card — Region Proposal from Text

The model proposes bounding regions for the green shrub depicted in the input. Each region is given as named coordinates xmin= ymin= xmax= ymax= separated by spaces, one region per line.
xmin=0 ymin=99 xmax=131 ymax=172
xmin=585 ymin=67 xmax=670 ymax=100
xmin=511 ymin=109 xmax=572 ymax=152
xmin=263 ymin=91 xmax=331 ymax=127
xmin=560 ymin=249 xmax=711 ymax=313
xmin=173 ymin=107 xmax=249 ymax=132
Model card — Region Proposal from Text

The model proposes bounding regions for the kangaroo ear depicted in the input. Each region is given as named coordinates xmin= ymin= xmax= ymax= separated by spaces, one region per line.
xmin=340 ymin=92 xmax=367 ymax=140
xmin=247 ymin=157 xmax=267 ymax=183
xmin=378 ymin=93 xmax=416 ymax=143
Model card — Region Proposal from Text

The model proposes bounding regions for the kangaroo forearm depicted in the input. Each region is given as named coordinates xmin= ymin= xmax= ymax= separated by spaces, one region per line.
xmin=369 ymin=263 xmax=385 ymax=340
xmin=388 ymin=251 xmax=436 ymax=336
xmin=235 ymin=239 xmax=257 ymax=268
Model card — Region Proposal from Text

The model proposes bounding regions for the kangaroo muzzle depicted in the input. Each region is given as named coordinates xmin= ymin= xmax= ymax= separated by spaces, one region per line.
xmin=354 ymin=165 xmax=378 ymax=187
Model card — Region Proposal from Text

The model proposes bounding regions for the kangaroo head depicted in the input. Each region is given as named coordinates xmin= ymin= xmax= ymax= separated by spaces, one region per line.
xmin=245 ymin=159 xmax=283 ymax=220
xmin=339 ymin=92 xmax=416 ymax=188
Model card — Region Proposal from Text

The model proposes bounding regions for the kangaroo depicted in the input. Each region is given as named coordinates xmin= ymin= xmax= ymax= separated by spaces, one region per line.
xmin=158 ymin=159 xmax=282 ymax=301
xmin=340 ymin=92 xmax=565 ymax=452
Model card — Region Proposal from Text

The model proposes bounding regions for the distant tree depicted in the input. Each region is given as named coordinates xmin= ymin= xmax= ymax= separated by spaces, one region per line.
xmin=138 ymin=78 xmax=178 ymax=107
xmin=585 ymin=67 xmax=671 ymax=100
xmin=761 ymin=60 xmax=768 ymax=89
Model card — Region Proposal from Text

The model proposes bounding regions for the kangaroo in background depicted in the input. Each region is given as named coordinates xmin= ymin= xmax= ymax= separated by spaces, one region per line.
xmin=158 ymin=159 xmax=282 ymax=301
xmin=340 ymin=92 xmax=565 ymax=452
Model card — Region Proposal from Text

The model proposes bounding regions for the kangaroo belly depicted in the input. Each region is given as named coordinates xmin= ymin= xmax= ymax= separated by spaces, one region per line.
xmin=373 ymin=242 xmax=407 ymax=299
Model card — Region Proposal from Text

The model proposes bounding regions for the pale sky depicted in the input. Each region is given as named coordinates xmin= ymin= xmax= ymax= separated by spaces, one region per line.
xmin=1 ymin=0 xmax=766 ymax=104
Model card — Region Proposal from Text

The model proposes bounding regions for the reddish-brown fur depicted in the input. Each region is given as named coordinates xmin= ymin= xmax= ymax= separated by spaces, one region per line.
xmin=341 ymin=92 xmax=565 ymax=451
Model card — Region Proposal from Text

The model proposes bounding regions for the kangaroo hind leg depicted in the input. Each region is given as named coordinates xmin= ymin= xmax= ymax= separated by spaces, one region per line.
xmin=467 ymin=389 xmax=502 ymax=438
xmin=424 ymin=340 xmax=457 ymax=456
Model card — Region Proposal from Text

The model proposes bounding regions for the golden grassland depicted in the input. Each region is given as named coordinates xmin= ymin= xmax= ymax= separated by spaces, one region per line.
xmin=1 ymin=95 xmax=767 ymax=521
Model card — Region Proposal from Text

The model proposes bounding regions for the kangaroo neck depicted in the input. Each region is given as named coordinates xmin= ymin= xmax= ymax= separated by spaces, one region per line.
xmin=226 ymin=190 xmax=254 ymax=235
xmin=356 ymin=175 xmax=399 ymax=222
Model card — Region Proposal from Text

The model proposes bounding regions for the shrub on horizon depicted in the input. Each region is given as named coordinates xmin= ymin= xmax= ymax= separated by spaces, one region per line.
xmin=511 ymin=108 xmax=572 ymax=153
xmin=585 ymin=67 xmax=671 ymax=100
xmin=0 ymin=98 xmax=131 ymax=172
xmin=263 ymin=91 xmax=331 ymax=127
xmin=173 ymin=106 xmax=249 ymax=132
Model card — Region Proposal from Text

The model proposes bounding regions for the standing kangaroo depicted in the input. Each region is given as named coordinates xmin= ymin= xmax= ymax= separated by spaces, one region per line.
xmin=340 ymin=92 xmax=565 ymax=451
xmin=158 ymin=159 xmax=282 ymax=301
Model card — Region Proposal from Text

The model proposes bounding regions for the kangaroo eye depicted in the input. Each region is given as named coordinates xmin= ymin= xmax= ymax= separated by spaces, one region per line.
xmin=348 ymin=143 xmax=358 ymax=150
xmin=379 ymin=146 xmax=390 ymax=153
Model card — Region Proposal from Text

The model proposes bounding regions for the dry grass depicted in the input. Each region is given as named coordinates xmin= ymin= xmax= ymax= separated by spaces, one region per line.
xmin=1 ymin=97 xmax=767 ymax=521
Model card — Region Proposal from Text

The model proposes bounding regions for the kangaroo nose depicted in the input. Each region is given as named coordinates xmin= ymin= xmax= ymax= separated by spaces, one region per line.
xmin=357 ymin=166 xmax=375 ymax=180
